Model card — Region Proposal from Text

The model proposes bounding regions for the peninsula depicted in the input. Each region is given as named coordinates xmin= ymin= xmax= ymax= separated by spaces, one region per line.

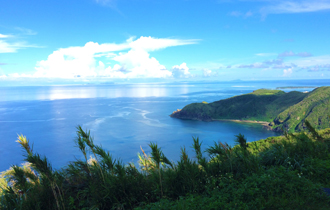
xmin=170 ymin=86 xmax=330 ymax=133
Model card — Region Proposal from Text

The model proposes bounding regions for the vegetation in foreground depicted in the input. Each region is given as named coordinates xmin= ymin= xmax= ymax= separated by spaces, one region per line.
xmin=1 ymin=122 xmax=330 ymax=209
xmin=170 ymin=86 xmax=330 ymax=133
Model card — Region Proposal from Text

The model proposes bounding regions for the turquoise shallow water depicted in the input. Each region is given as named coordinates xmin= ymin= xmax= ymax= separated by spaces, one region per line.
xmin=0 ymin=80 xmax=329 ymax=171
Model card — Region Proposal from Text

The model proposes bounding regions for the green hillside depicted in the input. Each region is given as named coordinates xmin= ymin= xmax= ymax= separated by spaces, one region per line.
xmin=273 ymin=86 xmax=330 ymax=132
xmin=170 ymin=87 xmax=330 ymax=132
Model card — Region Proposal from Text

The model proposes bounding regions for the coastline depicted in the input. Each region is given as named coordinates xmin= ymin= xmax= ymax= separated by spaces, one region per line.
xmin=212 ymin=119 xmax=270 ymax=126
xmin=212 ymin=119 xmax=275 ymax=131
xmin=170 ymin=111 xmax=272 ymax=127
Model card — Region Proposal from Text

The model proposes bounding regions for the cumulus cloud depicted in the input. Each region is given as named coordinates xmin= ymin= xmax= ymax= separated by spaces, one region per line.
xmin=34 ymin=36 xmax=197 ymax=79
xmin=203 ymin=68 xmax=213 ymax=77
xmin=110 ymin=48 xmax=172 ymax=78
xmin=171 ymin=63 xmax=191 ymax=78
xmin=283 ymin=68 xmax=293 ymax=77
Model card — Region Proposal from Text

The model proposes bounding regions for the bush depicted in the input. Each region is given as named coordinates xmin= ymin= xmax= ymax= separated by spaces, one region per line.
xmin=1 ymin=121 xmax=330 ymax=209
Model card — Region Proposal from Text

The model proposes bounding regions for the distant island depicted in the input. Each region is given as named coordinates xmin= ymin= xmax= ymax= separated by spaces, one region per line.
xmin=170 ymin=86 xmax=330 ymax=133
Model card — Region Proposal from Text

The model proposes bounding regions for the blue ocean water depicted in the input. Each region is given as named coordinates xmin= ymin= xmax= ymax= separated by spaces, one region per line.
xmin=0 ymin=80 xmax=329 ymax=172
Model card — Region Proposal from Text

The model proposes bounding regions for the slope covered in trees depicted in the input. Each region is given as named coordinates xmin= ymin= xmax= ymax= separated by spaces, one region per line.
xmin=273 ymin=86 xmax=330 ymax=132
xmin=170 ymin=87 xmax=330 ymax=132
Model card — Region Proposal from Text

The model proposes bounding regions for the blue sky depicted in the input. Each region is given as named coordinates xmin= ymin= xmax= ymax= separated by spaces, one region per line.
xmin=1 ymin=0 xmax=330 ymax=84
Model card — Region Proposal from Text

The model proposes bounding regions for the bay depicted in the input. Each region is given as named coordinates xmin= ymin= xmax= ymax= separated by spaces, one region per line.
xmin=1 ymin=79 xmax=329 ymax=172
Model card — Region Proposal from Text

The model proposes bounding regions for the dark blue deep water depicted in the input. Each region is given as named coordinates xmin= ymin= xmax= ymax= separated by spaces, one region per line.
xmin=1 ymin=80 xmax=329 ymax=171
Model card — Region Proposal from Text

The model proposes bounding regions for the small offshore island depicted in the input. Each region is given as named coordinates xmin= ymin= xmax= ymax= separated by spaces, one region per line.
xmin=171 ymin=86 xmax=330 ymax=133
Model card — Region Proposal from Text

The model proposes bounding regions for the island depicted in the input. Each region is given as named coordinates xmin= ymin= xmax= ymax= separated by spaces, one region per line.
xmin=170 ymin=86 xmax=330 ymax=133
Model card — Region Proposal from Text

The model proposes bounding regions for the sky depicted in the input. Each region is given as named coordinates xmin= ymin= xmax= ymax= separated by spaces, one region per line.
xmin=1 ymin=0 xmax=330 ymax=85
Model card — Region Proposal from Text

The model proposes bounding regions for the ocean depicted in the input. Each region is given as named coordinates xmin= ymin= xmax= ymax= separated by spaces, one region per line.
xmin=1 ymin=79 xmax=329 ymax=172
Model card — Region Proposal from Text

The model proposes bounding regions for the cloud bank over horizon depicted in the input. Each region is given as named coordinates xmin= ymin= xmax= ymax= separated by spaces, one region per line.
xmin=26 ymin=36 xmax=198 ymax=79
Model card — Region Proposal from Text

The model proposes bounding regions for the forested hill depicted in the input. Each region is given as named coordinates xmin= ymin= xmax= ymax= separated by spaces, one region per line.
xmin=170 ymin=87 xmax=330 ymax=132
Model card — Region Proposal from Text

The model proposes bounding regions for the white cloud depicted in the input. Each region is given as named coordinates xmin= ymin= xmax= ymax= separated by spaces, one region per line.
xmin=171 ymin=63 xmax=191 ymax=78
xmin=262 ymin=0 xmax=330 ymax=15
xmin=34 ymin=36 xmax=197 ymax=79
xmin=287 ymin=55 xmax=330 ymax=67
xmin=0 ymin=34 xmax=11 ymax=38
xmin=223 ymin=1 xmax=330 ymax=18
xmin=256 ymin=53 xmax=277 ymax=57
xmin=0 ymin=40 xmax=38 ymax=53
xmin=34 ymin=44 xmax=99 ymax=78
xmin=203 ymin=68 xmax=212 ymax=77
xmin=278 ymin=51 xmax=312 ymax=57
xmin=129 ymin=36 xmax=197 ymax=52
xmin=283 ymin=68 xmax=293 ymax=77
xmin=229 ymin=54 xmax=330 ymax=76
xmin=306 ymin=64 xmax=330 ymax=72
xmin=110 ymin=48 xmax=172 ymax=78
xmin=0 ymin=33 xmax=41 ymax=53
xmin=237 ymin=63 xmax=267 ymax=69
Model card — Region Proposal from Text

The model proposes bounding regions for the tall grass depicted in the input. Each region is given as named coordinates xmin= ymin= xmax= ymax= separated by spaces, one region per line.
xmin=1 ymin=121 xmax=330 ymax=209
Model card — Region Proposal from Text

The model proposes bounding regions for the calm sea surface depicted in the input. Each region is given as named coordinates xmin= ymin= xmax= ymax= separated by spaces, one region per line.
xmin=1 ymin=80 xmax=329 ymax=171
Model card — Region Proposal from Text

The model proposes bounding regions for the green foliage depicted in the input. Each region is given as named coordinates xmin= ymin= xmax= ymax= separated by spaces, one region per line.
xmin=273 ymin=86 xmax=330 ymax=132
xmin=248 ymin=89 xmax=284 ymax=96
xmin=235 ymin=133 xmax=248 ymax=150
xmin=171 ymin=87 xmax=330 ymax=133
xmin=171 ymin=88 xmax=307 ymax=122
xmin=1 ymin=124 xmax=330 ymax=209
xmin=137 ymin=168 xmax=330 ymax=210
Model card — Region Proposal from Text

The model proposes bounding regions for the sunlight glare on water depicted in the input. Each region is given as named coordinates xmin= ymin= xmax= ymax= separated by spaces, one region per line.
xmin=1 ymin=80 xmax=329 ymax=171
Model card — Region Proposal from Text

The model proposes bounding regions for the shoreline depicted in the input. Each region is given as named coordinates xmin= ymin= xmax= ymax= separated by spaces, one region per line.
xmin=171 ymin=114 xmax=279 ymax=132
xmin=211 ymin=118 xmax=271 ymax=127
